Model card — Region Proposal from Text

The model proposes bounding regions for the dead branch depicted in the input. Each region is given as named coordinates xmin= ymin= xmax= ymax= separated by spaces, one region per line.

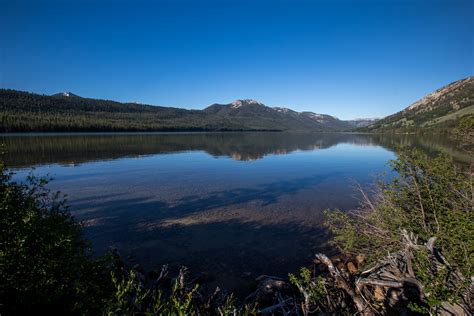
xmin=315 ymin=253 xmax=372 ymax=315
xmin=357 ymin=279 xmax=403 ymax=288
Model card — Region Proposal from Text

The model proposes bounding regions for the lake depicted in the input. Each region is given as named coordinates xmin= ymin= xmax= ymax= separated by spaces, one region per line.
xmin=1 ymin=132 xmax=469 ymax=293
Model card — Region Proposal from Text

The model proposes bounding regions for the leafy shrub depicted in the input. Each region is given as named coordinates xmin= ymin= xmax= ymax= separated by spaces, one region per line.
xmin=104 ymin=267 xmax=199 ymax=315
xmin=325 ymin=149 xmax=473 ymax=311
xmin=452 ymin=114 xmax=474 ymax=151
xmin=0 ymin=160 xmax=113 ymax=314
xmin=289 ymin=267 xmax=328 ymax=315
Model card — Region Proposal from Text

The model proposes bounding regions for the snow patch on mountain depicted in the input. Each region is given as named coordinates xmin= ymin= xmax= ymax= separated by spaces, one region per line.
xmin=231 ymin=99 xmax=263 ymax=108
xmin=273 ymin=107 xmax=291 ymax=113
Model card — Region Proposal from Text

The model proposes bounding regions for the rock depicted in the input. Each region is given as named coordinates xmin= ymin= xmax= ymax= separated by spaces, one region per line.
xmin=355 ymin=254 xmax=365 ymax=265
xmin=374 ymin=286 xmax=385 ymax=301
xmin=337 ymin=262 xmax=346 ymax=271
xmin=256 ymin=276 xmax=289 ymax=295
xmin=261 ymin=279 xmax=287 ymax=294
xmin=347 ymin=262 xmax=357 ymax=274
xmin=313 ymin=258 xmax=322 ymax=265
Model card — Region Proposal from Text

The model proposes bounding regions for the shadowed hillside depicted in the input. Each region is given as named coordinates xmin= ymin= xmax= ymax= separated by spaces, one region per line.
xmin=0 ymin=90 xmax=357 ymax=132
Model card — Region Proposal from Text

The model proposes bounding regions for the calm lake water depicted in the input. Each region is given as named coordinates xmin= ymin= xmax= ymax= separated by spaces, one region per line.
xmin=2 ymin=132 xmax=469 ymax=293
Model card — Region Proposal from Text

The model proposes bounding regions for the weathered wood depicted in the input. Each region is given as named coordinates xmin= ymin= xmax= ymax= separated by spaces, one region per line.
xmin=357 ymin=278 xmax=403 ymax=288
xmin=315 ymin=253 xmax=373 ymax=315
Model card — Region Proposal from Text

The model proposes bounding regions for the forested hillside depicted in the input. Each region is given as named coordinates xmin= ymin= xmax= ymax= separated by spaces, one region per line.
xmin=0 ymin=90 xmax=355 ymax=132
xmin=0 ymin=90 xmax=231 ymax=132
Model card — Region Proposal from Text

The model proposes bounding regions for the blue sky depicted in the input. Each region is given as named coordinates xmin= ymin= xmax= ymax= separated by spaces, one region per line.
xmin=1 ymin=0 xmax=472 ymax=119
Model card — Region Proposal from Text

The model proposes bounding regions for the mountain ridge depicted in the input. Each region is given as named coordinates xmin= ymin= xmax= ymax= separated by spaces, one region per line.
xmin=364 ymin=77 xmax=474 ymax=132
xmin=2 ymin=76 xmax=472 ymax=134
xmin=0 ymin=90 xmax=364 ymax=132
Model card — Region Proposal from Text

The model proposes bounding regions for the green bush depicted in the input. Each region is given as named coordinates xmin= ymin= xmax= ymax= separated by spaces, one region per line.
xmin=104 ymin=267 xmax=200 ymax=315
xmin=452 ymin=114 xmax=474 ymax=151
xmin=289 ymin=267 xmax=329 ymax=314
xmin=0 ymin=160 xmax=113 ymax=315
xmin=325 ymin=149 xmax=473 ymax=311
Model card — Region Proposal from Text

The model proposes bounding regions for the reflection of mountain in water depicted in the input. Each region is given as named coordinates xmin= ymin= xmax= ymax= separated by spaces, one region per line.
xmin=1 ymin=132 xmax=470 ymax=167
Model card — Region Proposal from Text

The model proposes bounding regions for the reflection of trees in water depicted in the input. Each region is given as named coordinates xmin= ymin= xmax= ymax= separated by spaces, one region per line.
xmin=1 ymin=132 xmax=469 ymax=167
xmin=369 ymin=133 xmax=471 ymax=163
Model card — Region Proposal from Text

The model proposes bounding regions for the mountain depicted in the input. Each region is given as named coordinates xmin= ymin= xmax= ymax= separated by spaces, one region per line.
xmin=347 ymin=118 xmax=379 ymax=128
xmin=364 ymin=77 xmax=474 ymax=132
xmin=0 ymin=91 xmax=354 ymax=132
xmin=4 ymin=78 xmax=472 ymax=134
xmin=52 ymin=92 xmax=81 ymax=98
xmin=203 ymin=99 xmax=354 ymax=131
xmin=204 ymin=99 xmax=270 ymax=115
xmin=299 ymin=112 xmax=354 ymax=130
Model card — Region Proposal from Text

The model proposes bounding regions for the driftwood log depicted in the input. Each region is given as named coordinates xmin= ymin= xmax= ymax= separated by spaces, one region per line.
xmin=254 ymin=230 xmax=472 ymax=315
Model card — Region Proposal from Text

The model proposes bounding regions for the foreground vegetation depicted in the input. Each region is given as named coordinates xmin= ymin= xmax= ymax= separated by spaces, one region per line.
xmin=1 ymin=147 xmax=472 ymax=315
xmin=324 ymin=149 xmax=473 ymax=314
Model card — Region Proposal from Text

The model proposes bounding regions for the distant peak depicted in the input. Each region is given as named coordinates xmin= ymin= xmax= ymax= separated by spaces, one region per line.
xmin=351 ymin=117 xmax=380 ymax=121
xmin=231 ymin=99 xmax=264 ymax=108
xmin=301 ymin=111 xmax=339 ymax=121
xmin=52 ymin=91 xmax=79 ymax=98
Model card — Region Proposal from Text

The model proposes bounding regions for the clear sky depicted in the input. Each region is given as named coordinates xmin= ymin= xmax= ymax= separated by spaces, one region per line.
xmin=1 ymin=0 xmax=473 ymax=119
